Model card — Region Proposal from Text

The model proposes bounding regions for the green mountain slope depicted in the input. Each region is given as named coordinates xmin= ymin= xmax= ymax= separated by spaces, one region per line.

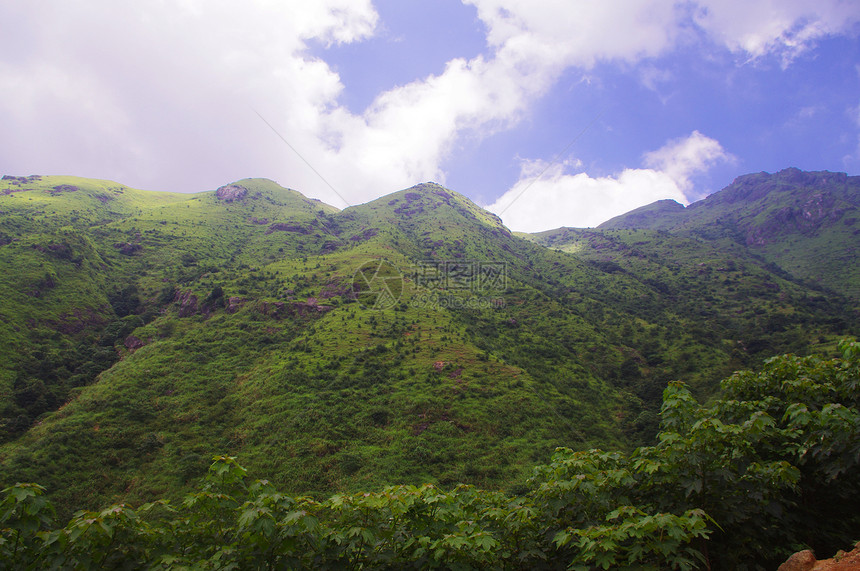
xmin=596 ymin=168 xmax=860 ymax=299
xmin=0 ymin=172 xmax=857 ymax=516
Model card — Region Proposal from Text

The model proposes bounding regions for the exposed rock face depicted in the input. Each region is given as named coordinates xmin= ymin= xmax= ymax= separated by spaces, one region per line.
xmin=174 ymin=290 xmax=199 ymax=317
xmin=745 ymin=191 xmax=845 ymax=246
xmin=1 ymin=175 xmax=41 ymax=195
xmin=215 ymin=184 xmax=248 ymax=203
xmin=226 ymin=296 xmax=246 ymax=314
xmin=124 ymin=335 xmax=144 ymax=352
xmin=2 ymin=174 xmax=41 ymax=183
xmin=320 ymin=240 xmax=342 ymax=254
xmin=49 ymin=309 xmax=107 ymax=335
xmin=778 ymin=544 xmax=860 ymax=571
xmin=719 ymin=168 xmax=849 ymax=205
xmin=318 ymin=283 xmax=348 ymax=299
xmin=778 ymin=550 xmax=817 ymax=571
xmin=292 ymin=300 xmax=330 ymax=316
xmin=257 ymin=301 xmax=287 ymax=318
xmin=393 ymin=191 xmax=426 ymax=218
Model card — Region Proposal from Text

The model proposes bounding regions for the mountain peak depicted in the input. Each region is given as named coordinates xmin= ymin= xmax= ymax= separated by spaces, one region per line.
xmin=710 ymin=168 xmax=852 ymax=207
xmin=208 ymin=178 xmax=340 ymax=215
xmin=582 ymin=167 xmax=860 ymax=298
xmin=348 ymin=182 xmax=507 ymax=231
xmin=598 ymin=198 xmax=686 ymax=230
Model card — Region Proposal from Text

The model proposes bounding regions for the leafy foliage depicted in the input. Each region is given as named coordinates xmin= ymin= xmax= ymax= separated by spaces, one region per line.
xmin=2 ymin=341 xmax=858 ymax=569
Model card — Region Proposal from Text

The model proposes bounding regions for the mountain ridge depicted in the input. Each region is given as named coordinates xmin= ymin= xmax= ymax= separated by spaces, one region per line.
xmin=543 ymin=168 xmax=860 ymax=300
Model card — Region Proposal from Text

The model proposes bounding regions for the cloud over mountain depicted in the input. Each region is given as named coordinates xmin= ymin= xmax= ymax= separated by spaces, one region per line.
xmin=487 ymin=131 xmax=733 ymax=231
xmin=1 ymin=1 xmax=857 ymax=220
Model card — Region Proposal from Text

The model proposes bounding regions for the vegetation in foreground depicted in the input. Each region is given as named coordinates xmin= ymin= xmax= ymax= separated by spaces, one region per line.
xmin=2 ymin=340 xmax=858 ymax=570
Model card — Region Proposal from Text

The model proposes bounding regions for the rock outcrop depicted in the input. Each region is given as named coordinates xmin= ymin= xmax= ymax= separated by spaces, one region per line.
xmin=778 ymin=544 xmax=860 ymax=571
xmin=215 ymin=184 xmax=248 ymax=203
xmin=124 ymin=335 xmax=144 ymax=352
xmin=174 ymin=290 xmax=199 ymax=317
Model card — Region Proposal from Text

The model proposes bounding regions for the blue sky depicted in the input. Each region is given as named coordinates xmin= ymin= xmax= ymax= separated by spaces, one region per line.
xmin=1 ymin=1 xmax=859 ymax=230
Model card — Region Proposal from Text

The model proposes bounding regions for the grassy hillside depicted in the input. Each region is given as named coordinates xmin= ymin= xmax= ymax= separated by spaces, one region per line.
xmin=0 ymin=172 xmax=857 ymax=517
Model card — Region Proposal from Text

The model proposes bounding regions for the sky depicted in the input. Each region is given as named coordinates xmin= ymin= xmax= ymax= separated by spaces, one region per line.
xmin=1 ymin=1 xmax=859 ymax=231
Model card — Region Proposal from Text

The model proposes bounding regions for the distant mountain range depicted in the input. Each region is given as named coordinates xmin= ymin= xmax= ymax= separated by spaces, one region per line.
xmin=0 ymin=168 xmax=856 ymax=515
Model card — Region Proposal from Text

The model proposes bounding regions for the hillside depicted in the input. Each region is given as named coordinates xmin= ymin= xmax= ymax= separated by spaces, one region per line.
xmin=595 ymin=168 xmax=860 ymax=300
xmin=0 ymin=171 xmax=857 ymax=517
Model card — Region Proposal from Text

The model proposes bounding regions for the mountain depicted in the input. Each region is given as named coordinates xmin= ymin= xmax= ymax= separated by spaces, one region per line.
xmin=0 ymin=171 xmax=857 ymax=516
xmin=595 ymin=168 xmax=860 ymax=300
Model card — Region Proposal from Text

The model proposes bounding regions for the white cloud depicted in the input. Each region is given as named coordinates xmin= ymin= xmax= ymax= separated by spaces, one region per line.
xmin=487 ymin=165 xmax=687 ymax=231
xmin=324 ymin=0 xmax=851 ymax=204
xmin=319 ymin=54 xmax=541 ymax=202
xmin=0 ymin=0 xmax=379 ymax=200
xmin=466 ymin=0 xmax=686 ymax=68
xmin=643 ymin=130 xmax=736 ymax=190
xmin=487 ymin=131 xmax=733 ymax=232
xmin=0 ymin=0 xmax=856 ymax=206
xmin=692 ymin=0 xmax=860 ymax=66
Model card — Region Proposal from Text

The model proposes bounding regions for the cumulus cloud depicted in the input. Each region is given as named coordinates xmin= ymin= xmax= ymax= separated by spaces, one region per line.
xmin=643 ymin=130 xmax=736 ymax=191
xmin=487 ymin=131 xmax=733 ymax=232
xmin=0 ymin=0 xmax=379 ymax=202
xmin=487 ymin=165 xmax=688 ymax=231
xmin=466 ymin=0 xmax=685 ymax=67
xmin=692 ymin=0 xmax=860 ymax=65
xmin=0 ymin=0 xmax=856 ymax=206
xmin=320 ymin=53 xmax=545 ymax=203
xmin=276 ymin=0 xmax=857 ymax=204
